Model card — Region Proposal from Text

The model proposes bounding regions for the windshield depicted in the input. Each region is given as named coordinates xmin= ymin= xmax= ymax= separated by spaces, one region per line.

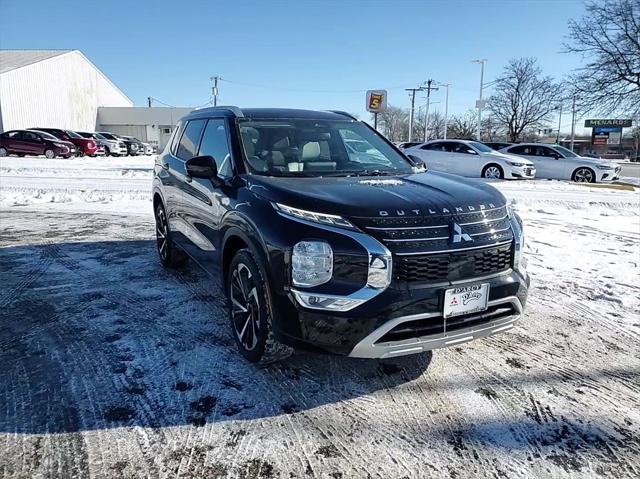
xmin=65 ymin=130 xmax=82 ymax=139
xmin=99 ymin=133 xmax=117 ymax=140
xmin=552 ymin=145 xmax=578 ymax=158
xmin=469 ymin=141 xmax=495 ymax=153
xmin=93 ymin=133 xmax=107 ymax=140
xmin=238 ymin=119 xmax=413 ymax=177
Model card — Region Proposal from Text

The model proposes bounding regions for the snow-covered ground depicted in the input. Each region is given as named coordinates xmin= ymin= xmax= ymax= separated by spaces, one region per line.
xmin=1 ymin=156 xmax=639 ymax=478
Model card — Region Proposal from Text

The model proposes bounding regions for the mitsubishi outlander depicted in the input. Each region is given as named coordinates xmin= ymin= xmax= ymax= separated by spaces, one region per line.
xmin=152 ymin=107 xmax=529 ymax=363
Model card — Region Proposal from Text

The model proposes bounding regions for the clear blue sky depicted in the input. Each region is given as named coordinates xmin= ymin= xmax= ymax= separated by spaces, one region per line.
xmin=0 ymin=0 xmax=586 ymax=130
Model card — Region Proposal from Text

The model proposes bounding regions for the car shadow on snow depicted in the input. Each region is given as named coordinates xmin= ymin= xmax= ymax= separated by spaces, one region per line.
xmin=0 ymin=239 xmax=435 ymax=434
xmin=1 ymin=237 xmax=636 ymax=466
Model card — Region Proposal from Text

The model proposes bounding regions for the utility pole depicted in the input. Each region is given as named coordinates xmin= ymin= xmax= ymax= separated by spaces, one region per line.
xmin=405 ymin=86 xmax=424 ymax=142
xmin=570 ymin=94 xmax=577 ymax=151
xmin=440 ymin=83 xmax=451 ymax=139
xmin=147 ymin=96 xmax=152 ymax=108
xmin=210 ymin=76 xmax=220 ymax=106
xmin=556 ymin=103 xmax=563 ymax=144
xmin=423 ymin=79 xmax=439 ymax=141
xmin=472 ymin=59 xmax=487 ymax=141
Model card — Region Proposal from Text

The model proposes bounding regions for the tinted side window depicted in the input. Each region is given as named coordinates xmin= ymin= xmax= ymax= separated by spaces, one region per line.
xmin=422 ymin=142 xmax=444 ymax=151
xmin=176 ymin=120 xmax=205 ymax=160
xmin=23 ymin=131 xmax=39 ymax=141
xmin=4 ymin=131 xmax=22 ymax=139
xmin=509 ymin=145 xmax=529 ymax=155
xmin=198 ymin=119 xmax=233 ymax=177
xmin=169 ymin=122 xmax=184 ymax=154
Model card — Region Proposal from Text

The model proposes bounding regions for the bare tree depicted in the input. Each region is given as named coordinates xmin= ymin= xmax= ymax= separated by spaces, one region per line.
xmin=448 ymin=110 xmax=477 ymax=139
xmin=488 ymin=58 xmax=562 ymax=142
xmin=374 ymin=106 xmax=408 ymax=142
xmin=565 ymin=0 xmax=640 ymax=116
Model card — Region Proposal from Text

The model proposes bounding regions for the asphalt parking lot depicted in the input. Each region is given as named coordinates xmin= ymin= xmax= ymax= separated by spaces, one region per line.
xmin=1 ymin=202 xmax=639 ymax=479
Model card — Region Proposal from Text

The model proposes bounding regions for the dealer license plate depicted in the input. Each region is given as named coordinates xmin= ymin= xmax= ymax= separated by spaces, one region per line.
xmin=443 ymin=283 xmax=489 ymax=318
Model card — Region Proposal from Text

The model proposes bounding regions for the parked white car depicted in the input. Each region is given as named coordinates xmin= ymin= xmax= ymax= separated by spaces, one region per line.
xmin=405 ymin=139 xmax=535 ymax=179
xmin=500 ymin=143 xmax=621 ymax=183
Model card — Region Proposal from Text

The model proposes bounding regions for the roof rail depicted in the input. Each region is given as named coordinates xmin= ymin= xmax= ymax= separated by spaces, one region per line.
xmin=327 ymin=110 xmax=358 ymax=120
xmin=190 ymin=105 xmax=244 ymax=117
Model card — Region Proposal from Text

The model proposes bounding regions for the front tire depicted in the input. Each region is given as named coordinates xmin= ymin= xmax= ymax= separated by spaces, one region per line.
xmin=227 ymin=250 xmax=292 ymax=363
xmin=104 ymin=147 xmax=111 ymax=157
xmin=482 ymin=164 xmax=504 ymax=179
xmin=45 ymin=149 xmax=56 ymax=159
xmin=155 ymin=203 xmax=187 ymax=268
xmin=572 ymin=167 xmax=595 ymax=183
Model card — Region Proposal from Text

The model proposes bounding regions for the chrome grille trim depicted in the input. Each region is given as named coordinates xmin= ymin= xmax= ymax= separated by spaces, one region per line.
xmin=383 ymin=235 xmax=449 ymax=243
xmin=469 ymin=226 xmax=511 ymax=236
xmin=367 ymin=224 xmax=448 ymax=231
xmin=458 ymin=212 xmax=509 ymax=226
xmin=394 ymin=240 xmax=513 ymax=256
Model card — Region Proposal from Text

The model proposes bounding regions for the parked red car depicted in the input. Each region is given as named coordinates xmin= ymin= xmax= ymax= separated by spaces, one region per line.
xmin=29 ymin=128 xmax=98 ymax=156
xmin=0 ymin=130 xmax=76 ymax=158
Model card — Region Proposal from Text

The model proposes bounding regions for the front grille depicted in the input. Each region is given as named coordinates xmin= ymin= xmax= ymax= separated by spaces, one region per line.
xmin=351 ymin=205 xmax=513 ymax=255
xmin=394 ymin=242 xmax=513 ymax=284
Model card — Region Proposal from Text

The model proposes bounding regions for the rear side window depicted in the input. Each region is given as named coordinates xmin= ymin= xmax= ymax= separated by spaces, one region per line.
xmin=509 ymin=145 xmax=530 ymax=155
xmin=3 ymin=131 xmax=22 ymax=139
xmin=176 ymin=120 xmax=205 ymax=160
xmin=198 ymin=119 xmax=233 ymax=177
xmin=23 ymin=131 xmax=39 ymax=141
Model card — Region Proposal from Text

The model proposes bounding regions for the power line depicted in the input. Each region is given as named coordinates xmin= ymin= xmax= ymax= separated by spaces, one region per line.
xmin=218 ymin=77 xmax=414 ymax=94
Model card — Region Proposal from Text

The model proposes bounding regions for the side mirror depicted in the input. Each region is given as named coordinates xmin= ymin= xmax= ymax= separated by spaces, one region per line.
xmin=185 ymin=155 xmax=223 ymax=185
xmin=553 ymin=153 xmax=561 ymax=159
xmin=408 ymin=155 xmax=427 ymax=170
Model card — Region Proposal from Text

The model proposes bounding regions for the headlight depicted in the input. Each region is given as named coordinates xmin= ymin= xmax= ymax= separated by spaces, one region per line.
xmin=509 ymin=209 xmax=527 ymax=276
xmin=596 ymin=165 xmax=613 ymax=170
xmin=274 ymin=203 xmax=356 ymax=230
xmin=53 ymin=142 xmax=67 ymax=148
xmin=507 ymin=161 xmax=526 ymax=167
xmin=292 ymin=241 xmax=333 ymax=287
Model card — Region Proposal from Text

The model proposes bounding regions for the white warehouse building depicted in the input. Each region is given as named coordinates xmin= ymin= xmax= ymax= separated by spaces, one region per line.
xmin=0 ymin=49 xmax=191 ymax=150
xmin=0 ymin=50 xmax=133 ymax=132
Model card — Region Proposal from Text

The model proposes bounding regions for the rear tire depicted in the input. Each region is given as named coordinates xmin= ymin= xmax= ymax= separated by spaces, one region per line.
xmin=227 ymin=249 xmax=292 ymax=364
xmin=76 ymin=146 xmax=84 ymax=157
xmin=0 ymin=147 xmax=8 ymax=157
xmin=482 ymin=164 xmax=504 ymax=179
xmin=155 ymin=203 xmax=187 ymax=268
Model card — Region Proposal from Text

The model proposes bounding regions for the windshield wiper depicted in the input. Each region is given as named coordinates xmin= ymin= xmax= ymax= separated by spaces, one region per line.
xmin=351 ymin=169 xmax=397 ymax=177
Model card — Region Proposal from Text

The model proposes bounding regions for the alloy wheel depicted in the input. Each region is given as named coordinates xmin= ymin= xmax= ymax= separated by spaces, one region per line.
xmin=0 ymin=147 xmax=7 ymax=157
xmin=484 ymin=166 xmax=502 ymax=179
xmin=45 ymin=149 xmax=55 ymax=159
xmin=574 ymin=168 xmax=594 ymax=183
xmin=155 ymin=207 xmax=169 ymax=261
xmin=230 ymin=263 xmax=260 ymax=351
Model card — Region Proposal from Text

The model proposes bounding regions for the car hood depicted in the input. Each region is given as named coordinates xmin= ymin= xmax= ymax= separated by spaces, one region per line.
xmin=572 ymin=156 xmax=618 ymax=168
xmin=247 ymin=171 xmax=507 ymax=219
xmin=484 ymin=151 xmax=534 ymax=165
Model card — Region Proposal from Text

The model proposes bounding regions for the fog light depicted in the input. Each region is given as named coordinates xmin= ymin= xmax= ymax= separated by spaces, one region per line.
xmin=367 ymin=254 xmax=392 ymax=289
xmin=292 ymin=241 xmax=333 ymax=287
xmin=291 ymin=290 xmax=365 ymax=311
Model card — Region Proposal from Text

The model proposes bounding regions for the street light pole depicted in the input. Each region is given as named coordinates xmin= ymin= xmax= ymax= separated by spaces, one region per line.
xmin=472 ymin=59 xmax=487 ymax=141
xmin=405 ymin=87 xmax=424 ymax=142
xmin=570 ymin=94 xmax=577 ymax=151
xmin=556 ymin=103 xmax=563 ymax=144
xmin=423 ymin=79 xmax=438 ymax=141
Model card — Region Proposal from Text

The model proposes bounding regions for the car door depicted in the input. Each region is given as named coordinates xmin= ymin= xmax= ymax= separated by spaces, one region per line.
xmin=22 ymin=131 xmax=44 ymax=155
xmin=538 ymin=146 xmax=568 ymax=179
xmin=180 ymin=118 xmax=235 ymax=277
xmin=3 ymin=131 xmax=25 ymax=153
xmin=417 ymin=141 xmax=448 ymax=171
xmin=449 ymin=141 xmax=481 ymax=176
xmin=157 ymin=120 xmax=196 ymax=246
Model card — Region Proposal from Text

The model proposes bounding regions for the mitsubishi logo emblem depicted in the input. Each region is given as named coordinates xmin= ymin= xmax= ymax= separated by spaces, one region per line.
xmin=451 ymin=222 xmax=473 ymax=243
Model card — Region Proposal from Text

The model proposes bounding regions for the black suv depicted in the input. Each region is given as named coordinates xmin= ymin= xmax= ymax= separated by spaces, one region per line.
xmin=152 ymin=107 xmax=529 ymax=363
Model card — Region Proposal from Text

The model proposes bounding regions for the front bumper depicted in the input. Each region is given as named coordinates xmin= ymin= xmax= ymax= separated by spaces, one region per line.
xmin=273 ymin=268 xmax=529 ymax=357
xmin=507 ymin=165 xmax=536 ymax=179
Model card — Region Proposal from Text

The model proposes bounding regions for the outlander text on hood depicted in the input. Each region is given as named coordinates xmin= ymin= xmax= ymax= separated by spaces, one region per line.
xmin=152 ymin=107 xmax=530 ymax=362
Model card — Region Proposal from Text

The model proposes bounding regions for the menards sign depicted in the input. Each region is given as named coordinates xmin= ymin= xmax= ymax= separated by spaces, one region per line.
xmin=584 ymin=119 xmax=633 ymax=128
